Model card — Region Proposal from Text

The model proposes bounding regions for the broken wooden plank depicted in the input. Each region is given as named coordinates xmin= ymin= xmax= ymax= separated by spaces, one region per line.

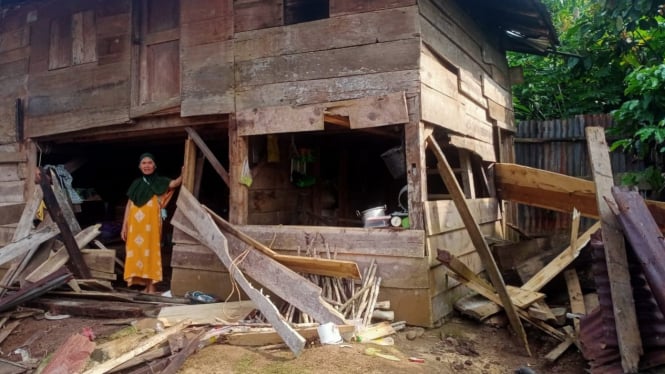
xmin=354 ymin=321 xmax=396 ymax=343
xmin=586 ymin=126 xmax=642 ymax=373
xmin=0 ymin=225 xmax=59 ymax=266
xmin=454 ymin=294 xmax=501 ymax=321
xmin=427 ymin=135 xmax=530 ymax=356
xmin=161 ymin=330 xmax=207 ymax=374
xmin=204 ymin=206 xmax=361 ymax=280
xmin=31 ymin=298 xmax=146 ymax=319
xmin=493 ymin=163 xmax=665 ymax=231
xmin=24 ymin=224 xmax=102 ymax=283
xmin=520 ymin=222 xmax=600 ymax=292
xmin=227 ymin=324 xmax=356 ymax=346
xmin=81 ymin=249 xmax=116 ymax=274
xmin=38 ymin=168 xmax=90 ymax=279
xmin=174 ymin=187 xmax=307 ymax=356
xmin=564 ymin=269 xmax=585 ymax=335
xmin=82 ymin=321 xmax=188 ymax=374
xmin=107 ymin=346 xmax=171 ymax=373
xmin=0 ymin=267 xmax=72 ymax=313
xmin=173 ymin=188 xmax=346 ymax=326
xmin=437 ymin=249 xmax=566 ymax=342
xmin=544 ymin=326 xmax=575 ymax=363
xmin=157 ymin=301 xmax=255 ymax=326
xmin=185 ymin=127 xmax=230 ymax=187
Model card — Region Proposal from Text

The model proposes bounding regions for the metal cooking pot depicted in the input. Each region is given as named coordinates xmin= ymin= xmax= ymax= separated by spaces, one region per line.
xmin=357 ymin=205 xmax=387 ymax=227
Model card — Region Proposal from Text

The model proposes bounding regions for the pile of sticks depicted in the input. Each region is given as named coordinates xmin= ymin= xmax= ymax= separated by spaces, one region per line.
xmin=278 ymin=241 xmax=384 ymax=327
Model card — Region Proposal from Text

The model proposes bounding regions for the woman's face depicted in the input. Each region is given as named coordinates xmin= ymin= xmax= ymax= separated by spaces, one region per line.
xmin=139 ymin=157 xmax=156 ymax=175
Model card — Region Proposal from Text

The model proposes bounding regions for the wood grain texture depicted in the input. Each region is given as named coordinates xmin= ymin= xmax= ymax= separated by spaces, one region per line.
xmin=585 ymin=126 xmax=642 ymax=372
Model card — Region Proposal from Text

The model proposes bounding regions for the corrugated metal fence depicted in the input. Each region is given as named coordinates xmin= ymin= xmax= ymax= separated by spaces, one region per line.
xmin=514 ymin=114 xmax=645 ymax=235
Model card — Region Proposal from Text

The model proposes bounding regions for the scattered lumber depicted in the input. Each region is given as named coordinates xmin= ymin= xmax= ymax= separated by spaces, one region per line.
xmin=0 ymin=225 xmax=59 ymax=267
xmin=82 ymin=321 xmax=189 ymax=374
xmin=0 ymin=267 xmax=72 ymax=313
xmin=354 ymin=321 xmax=396 ymax=343
xmin=174 ymin=187 xmax=307 ymax=356
xmin=428 ymin=134 xmax=531 ymax=357
xmin=226 ymin=324 xmax=355 ymax=346
xmin=157 ymin=301 xmax=255 ymax=326
xmin=31 ymin=298 xmax=148 ymax=319
xmin=586 ymin=126 xmax=642 ymax=372
xmin=173 ymin=188 xmax=346 ymax=326
xmin=38 ymin=167 xmax=90 ymax=279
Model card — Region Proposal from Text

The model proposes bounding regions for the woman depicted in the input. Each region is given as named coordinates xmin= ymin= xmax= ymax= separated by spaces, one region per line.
xmin=121 ymin=153 xmax=182 ymax=293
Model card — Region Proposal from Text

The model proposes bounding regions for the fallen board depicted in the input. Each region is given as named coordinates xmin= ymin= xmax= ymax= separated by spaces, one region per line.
xmin=158 ymin=301 xmax=256 ymax=326
xmin=30 ymin=298 xmax=150 ymax=318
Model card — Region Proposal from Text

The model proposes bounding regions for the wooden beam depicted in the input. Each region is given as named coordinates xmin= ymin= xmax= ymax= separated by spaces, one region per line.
xmin=204 ymin=206 xmax=361 ymax=280
xmin=564 ymin=269 xmax=585 ymax=335
xmin=174 ymin=189 xmax=346 ymax=326
xmin=437 ymin=249 xmax=566 ymax=341
xmin=228 ymin=115 xmax=248 ymax=224
xmin=182 ymin=138 xmax=197 ymax=191
xmin=157 ymin=301 xmax=255 ymax=326
xmin=39 ymin=168 xmax=90 ymax=278
xmin=81 ymin=321 xmax=189 ymax=374
xmin=520 ymin=221 xmax=600 ymax=292
xmin=0 ymin=225 xmax=59 ymax=266
xmin=173 ymin=188 xmax=306 ymax=356
xmin=586 ymin=126 xmax=642 ymax=372
xmin=184 ymin=126 xmax=230 ymax=187
xmin=427 ymin=135 xmax=530 ymax=356
xmin=494 ymin=163 xmax=665 ymax=231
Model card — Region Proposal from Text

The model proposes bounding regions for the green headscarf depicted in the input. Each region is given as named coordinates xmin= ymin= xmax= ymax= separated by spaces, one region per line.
xmin=127 ymin=153 xmax=171 ymax=206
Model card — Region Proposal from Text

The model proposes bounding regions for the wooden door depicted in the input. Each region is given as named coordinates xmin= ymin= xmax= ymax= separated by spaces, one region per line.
xmin=131 ymin=0 xmax=180 ymax=117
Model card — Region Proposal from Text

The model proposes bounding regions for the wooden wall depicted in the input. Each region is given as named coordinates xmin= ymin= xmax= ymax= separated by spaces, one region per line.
xmin=418 ymin=0 xmax=514 ymax=162
xmin=25 ymin=0 xmax=132 ymax=138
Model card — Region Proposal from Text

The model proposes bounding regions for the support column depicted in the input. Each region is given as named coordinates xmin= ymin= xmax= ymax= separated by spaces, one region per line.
xmin=404 ymin=120 xmax=427 ymax=230
xmin=229 ymin=115 xmax=248 ymax=225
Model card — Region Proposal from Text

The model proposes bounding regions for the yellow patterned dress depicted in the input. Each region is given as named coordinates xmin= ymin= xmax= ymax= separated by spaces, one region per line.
xmin=124 ymin=195 xmax=163 ymax=287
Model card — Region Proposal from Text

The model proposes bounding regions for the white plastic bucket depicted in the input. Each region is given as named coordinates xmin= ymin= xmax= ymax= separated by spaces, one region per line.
xmin=317 ymin=322 xmax=342 ymax=344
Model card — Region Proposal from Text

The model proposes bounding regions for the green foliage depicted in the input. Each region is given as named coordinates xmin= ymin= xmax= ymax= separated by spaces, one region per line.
xmin=511 ymin=0 xmax=665 ymax=191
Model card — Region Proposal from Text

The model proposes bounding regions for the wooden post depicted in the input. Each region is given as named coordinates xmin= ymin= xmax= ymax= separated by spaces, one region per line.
xmin=182 ymin=138 xmax=197 ymax=192
xmin=585 ymin=126 xmax=642 ymax=372
xmin=38 ymin=167 xmax=91 ymax=279
xmin=228 ymin=115 xmax=248 ymax=225
xmin=459 ymin=149 xmax=475 ymax=199
xmin=404 ymin=120 xmax=427 ymax=230
xmin=427 ymin=135 xmax=531 ymax=356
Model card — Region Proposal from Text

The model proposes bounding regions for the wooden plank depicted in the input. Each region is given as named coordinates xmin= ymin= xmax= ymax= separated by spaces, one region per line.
xmin=231 ymin=225 xmax=424 ymax=259
xmin=235 ymin=70 xmax=419 ymax=111
xmin=564 ymin=269 xmax=585 ymax=335
xmin=454 ymin=293 xmax=501 ymax=321
xmin=227 ymin=325 xmax=355 ymax=346
xmin=235 ymin=7 xmax=417 ymax=61
xmin=24 ymin=224 xmax=101 ymax=283
xmin=330 ymin=0 xmax=415 ymax=16
xmin=236 ymin=104 xmax=324 ymax=136
xmin=38 ymin=170 xmax=90 ymax=279
xmin=81 ymin=249 xmax=116 ymax=274
xmin=204 ymin=206 xmax=361 ymax=280
xmin=0 ymin=204 xmax=25 ymax=226
xmin=228 ymin=115 xmax=248 ymax=224
xmin=182 ymin=138 xmax=196 ymax=192
xmin=420 ymin=46 xmax=459 ymax=99
xmin=449 ymin=135 xmax=496 ymax=162
xmin=71 ymin=10 xmax=97 ymax=65
xmin=185 ymin=126 xmax=230 ymax=187
xmin=458 ymin=69 xmax=486 ymax=108
xmin=506 ymin=286 xmax=545 ymax=309
xmin=0 ymin=225 xmax=59 ymax=267
xmin=494 ymin=162 xmax=665 ymax=230
xmin=175 ymin=187 xmax=346 ymax=326
xmin=586 ymin=126 xmax=642 ymax=372
xmin=326 ymin=92 xmax=409 ymax=129
xmin=173 ymin=188 xmax=306 ymax=356
xmin=0 ymin=152 xmax=26 ymax=164
xmin=437 ymin=249 xmax=566 ymax=342
xmin=427 ymin=135 xmax=531 ymax=356
xmin=157 ymin=301 xmax=255 ymax=326
xmin=424 ymin=198 xmax=499 ymax=236
xmin=41 ymin=333 xmax=95 ymax=374
xmin=81 ymin=321 xmax=188 ymax=374
xmin=181 ymin=41 xmax=234 ymax=116
xmin=234 ymin=0 xmax=283 ymax=32
xmin=520 ymin=222 xmax=600 ymax=292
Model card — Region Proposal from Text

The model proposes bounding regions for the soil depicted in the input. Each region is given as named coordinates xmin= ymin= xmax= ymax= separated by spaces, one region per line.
xmin=0 ymin=311 xmax=587 ymax=373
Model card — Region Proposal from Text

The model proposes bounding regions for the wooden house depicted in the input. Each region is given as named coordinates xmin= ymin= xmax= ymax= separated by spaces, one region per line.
xmin=0 ymin=0 xmax=557 ymax=326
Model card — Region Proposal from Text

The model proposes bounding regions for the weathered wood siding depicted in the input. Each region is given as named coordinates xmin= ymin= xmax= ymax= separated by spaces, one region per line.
xmin=180 ymin=0 xmax=234 ymax=117
xmin=418 ymin=0 xmax=514 ymax=161
xmin=25 ymin=0 xmax=132 ymax=138
xmin=233 ymin=5 xmax=420 ymax=112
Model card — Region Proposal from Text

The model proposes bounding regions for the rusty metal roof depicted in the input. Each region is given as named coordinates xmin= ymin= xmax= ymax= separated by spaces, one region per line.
xmin=457 ymin=0 xmax=559 ymax=55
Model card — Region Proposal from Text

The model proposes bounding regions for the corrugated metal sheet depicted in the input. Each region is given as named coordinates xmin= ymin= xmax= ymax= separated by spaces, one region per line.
xmin=515 ymin=114 xmax=645 ymax=236
xmin=579 ymin=233 xmax=665 ymax=373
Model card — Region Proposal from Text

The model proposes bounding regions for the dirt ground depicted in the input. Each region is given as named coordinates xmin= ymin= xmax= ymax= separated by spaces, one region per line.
xmin=0 ymin=311 xmax=587 ymax=373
